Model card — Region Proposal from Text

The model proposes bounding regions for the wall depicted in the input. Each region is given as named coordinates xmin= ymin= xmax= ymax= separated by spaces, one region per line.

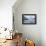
xmin=41 ymin=0 xmax=46 ymax=46
xmin=13 ymin=0 xmax=41 ymax=46
xmin=0 ymin=0 xmax=16 ymax=30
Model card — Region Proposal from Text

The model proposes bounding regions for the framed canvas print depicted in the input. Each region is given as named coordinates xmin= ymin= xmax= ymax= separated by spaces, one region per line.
xmin=22 ymin=14 xmax=37 ymax=24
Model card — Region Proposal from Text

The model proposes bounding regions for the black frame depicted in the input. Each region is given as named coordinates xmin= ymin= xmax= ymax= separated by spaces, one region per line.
xmin=22 ymin=14 xmax=37 ymax=24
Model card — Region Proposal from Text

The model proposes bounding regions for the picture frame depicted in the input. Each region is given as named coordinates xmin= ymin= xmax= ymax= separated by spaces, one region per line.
xmin=22 ymin=14 xmax=37 ymax=24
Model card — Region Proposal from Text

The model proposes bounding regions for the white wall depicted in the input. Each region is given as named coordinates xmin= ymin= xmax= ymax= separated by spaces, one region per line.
xmin=0 ymin=0 xmax=16 ymax=30
xmin=41 ymin=0 xmax=46 ymax=46
xmin=13 ymin=0 xmax=41 ymax=46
